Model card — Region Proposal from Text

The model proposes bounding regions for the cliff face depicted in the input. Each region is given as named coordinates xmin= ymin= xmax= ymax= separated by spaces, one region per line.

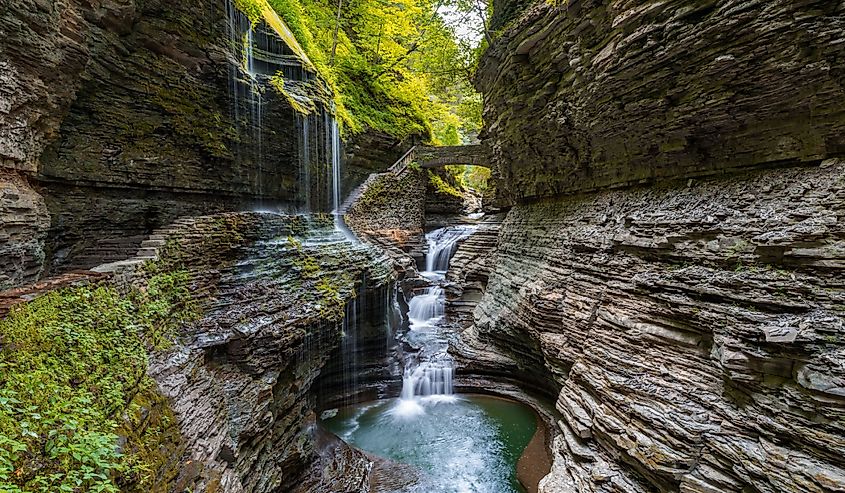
xmin=454 ymin=0 xmax=845 ymax=491
xmin=476 ymin=0 xmax=845 ymax=203
xmin=0 ymin=212 xmax=394 ymax=492
xmin=0 ymin=0 xmax=401 ymax=288
xmin=133 ymin=213 xmax=394 ymax=492
xmin=455 ymin=162 xmax=845 ymax=492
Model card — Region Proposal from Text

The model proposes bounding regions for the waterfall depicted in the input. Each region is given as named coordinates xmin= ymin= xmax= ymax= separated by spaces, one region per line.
xmin=331 ymin=118 xmax=341 ymax=214
xmin=296 ymin=112 xmax=346 ymax=217
xmin=400 ymin=362 xmax=453 ymax=399
xmin=424 ymin=226 xmax=477 ymax=273
xmin=407 ymin=286 xmax=444 ymax=323
xmin=393 ymin=225 xmax=476 ymax=417
xmin=298 ymin=115 xmax=311 ymax=210
xmin=225 ymin=1 xmax=265 ymax=202
xmin=341 ymin=282 xmax=362 ymax=407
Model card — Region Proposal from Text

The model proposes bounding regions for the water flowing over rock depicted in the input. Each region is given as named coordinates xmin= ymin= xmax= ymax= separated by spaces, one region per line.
xmin=393 ymin=226 xmax=477 ymax=416
xmin=0 ymin=0 xmax=401 ymax=289
xmin=0 ymin=212 xmax=396 ymax=491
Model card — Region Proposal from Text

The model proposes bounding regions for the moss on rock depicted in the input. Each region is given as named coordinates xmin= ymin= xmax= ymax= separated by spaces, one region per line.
xmin=0 ymin=270 xmax=197 ymax=493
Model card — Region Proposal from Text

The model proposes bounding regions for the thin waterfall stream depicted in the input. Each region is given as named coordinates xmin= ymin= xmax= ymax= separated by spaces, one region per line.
xmin=323 ymin=224 xmax=538 ymax=493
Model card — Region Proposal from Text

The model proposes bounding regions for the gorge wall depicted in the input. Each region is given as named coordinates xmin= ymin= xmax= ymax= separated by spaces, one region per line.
xmin=0 ymin=212 xmax=395 ymax=492
xmin=477 ymin=0 xmax=845 ymax=203
xmin=0 ymin=0 xmax=406 ymax=289
xmin=452 ymin=0 xmax=845 ymax=492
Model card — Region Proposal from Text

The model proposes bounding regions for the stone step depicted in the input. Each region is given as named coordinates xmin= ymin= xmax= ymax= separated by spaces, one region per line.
xmin=140 ymin=239 xmax=167 ymax=248
xmin=135 ymin=247 xmax=160 ymax=258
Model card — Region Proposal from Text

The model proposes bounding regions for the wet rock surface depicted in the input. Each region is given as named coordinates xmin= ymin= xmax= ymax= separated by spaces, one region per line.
xmin=453 ymin=162 xmax=845 ymax=492
xmin=445 ymin=213 xmax=505 ymax=328
xmin=1 ymin=211 xmax=395 ymax=491
xmin=135 ymin=213 xmax=394 ymax=492
xmin=0 ymin=0 xmax=403 ymax=285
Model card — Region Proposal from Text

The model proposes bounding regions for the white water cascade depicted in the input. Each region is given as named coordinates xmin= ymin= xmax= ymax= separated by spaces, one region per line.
xmin=424 ymin=226 xmax=477 ymax=274
xmin=393 ymin=225 xmax=476 ymax=417
xmin=331 ymin=118 xmax=341 ymax=215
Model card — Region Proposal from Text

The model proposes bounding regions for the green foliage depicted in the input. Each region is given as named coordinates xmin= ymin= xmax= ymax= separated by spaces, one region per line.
xmin=446 ymin=164 xmax=490 ymax=192
xmin=133 ymin=271 xmax=200 ymax=350
xmin=262 ymin=0 xmax=484 ymax=140
xmin=0 ymin=273 xmax=197 ymax=493
xmin=234 ymin=0 xmax=264 ymax=24
xmin=428 ymin=169 xmax=464 ymax=198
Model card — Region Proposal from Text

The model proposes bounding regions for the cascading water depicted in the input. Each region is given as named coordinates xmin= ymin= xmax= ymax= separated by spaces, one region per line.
xmin=393 ymin=225 xmax=477 ymax=417
xmin=295 ymin=111 xmax=347 ymax=224
xmin=423 ymin=226 xmax=477 ymax=274
xmin=226 ymin=1 xmax=266 ymax=200
xmin=331 ymin=118 xmax=341 ymax=214
xmin=322 ymin=223 xmax=539 ymax=492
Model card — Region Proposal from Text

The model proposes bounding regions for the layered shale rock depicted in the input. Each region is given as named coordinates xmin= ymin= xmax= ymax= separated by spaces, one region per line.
xmin=454 ymin=161 xmax=845 ymax=492
xmin=126 ymin=213 xmax=394 ymax=491
xmin=0 ymin=0 xmax=401 ymax=284
xmin=424 ymin=168 xmax=467 ymax=229
xmin=476 ymin=0 xmax=845 ymax=203
xmin=457 ymin=1 xmax=845 ymax=490
xmin=0 ymin=170 xmax=49 ymax=289
xmin=445 ymin=213 xmax=504 ymax=328
xmin=2 ymin=212 xmax=395 ymax=491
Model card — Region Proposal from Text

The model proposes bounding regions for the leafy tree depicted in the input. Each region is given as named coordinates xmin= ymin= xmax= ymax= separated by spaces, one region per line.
xmin=261 ymin=0 xmax=486 ymax=141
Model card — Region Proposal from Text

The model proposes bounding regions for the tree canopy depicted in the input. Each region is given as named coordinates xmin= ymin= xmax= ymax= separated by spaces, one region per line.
xmin=260 ymin=0 xmax=488 ymax=142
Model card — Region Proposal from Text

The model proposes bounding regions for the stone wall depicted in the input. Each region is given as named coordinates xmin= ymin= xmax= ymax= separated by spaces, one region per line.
xmin=476 ymin=0 xmax=845 ymax=203
xmin=454 ymin=161 xmax=845 ymax=492
xmin=345 ymin=168 xmax=428 ymax=260
xmin=344 ymin=130 xmax=417 ymax=199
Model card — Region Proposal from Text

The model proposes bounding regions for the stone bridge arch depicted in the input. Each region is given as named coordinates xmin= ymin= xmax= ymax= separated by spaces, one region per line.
xmin=415 ymin=144 xmax=491 ymax=168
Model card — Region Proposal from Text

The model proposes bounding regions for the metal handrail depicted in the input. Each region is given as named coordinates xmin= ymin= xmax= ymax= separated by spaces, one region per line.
xmin=389 ymin=145 xmax=417 ymax=175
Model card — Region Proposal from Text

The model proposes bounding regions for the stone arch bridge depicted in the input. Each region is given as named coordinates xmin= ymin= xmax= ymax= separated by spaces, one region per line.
xmin=414 ymin=144 xmax=492 ymax=168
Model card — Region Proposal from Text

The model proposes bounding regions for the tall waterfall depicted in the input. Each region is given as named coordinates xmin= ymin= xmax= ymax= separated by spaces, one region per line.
xmin=331 ymin=118 xmax=341 ymax=214
xmin=393 ymin=225 xmax=476 ymax=417
xmin=295 ymin=113 xmax=344 ymax=216
xmin=225 ymin=1 xmax=265 ymax=200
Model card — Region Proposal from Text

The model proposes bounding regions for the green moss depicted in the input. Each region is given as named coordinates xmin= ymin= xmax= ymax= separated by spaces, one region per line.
xmin=151 ymin=84 xmax=236 ymax=159
xmin=0 ymin=271 xmax=198 ymax=493
xmin=315 ymin=276 xmax=347 ymax=320
xmin=233 ymin=0 xmax=263 ymax=24
xmin=427 ymin=169 xmax=464 ymax=199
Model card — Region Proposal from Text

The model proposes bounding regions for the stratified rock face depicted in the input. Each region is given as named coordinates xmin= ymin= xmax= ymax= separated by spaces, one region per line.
xmin=1 ymin=0 xmax=308 ymax=192
xmin=0 ymin=170 xmax=49 ymax=289
xmin=456 ymin=162 xmax=845 ymax=492
xmin=89 ymin=212 xmax=395 ymax=492
xmin=476 ymin=0 xmax=845 ymax=202
xmin=0 ymin=0 xmax=378 ymax=279
xmin=445 ymin=213 xmax=504 ymax=328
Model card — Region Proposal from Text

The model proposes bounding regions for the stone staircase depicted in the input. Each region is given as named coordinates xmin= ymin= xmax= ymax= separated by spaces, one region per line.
xmin=338 ymin=146 xmax=417 ymax=215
